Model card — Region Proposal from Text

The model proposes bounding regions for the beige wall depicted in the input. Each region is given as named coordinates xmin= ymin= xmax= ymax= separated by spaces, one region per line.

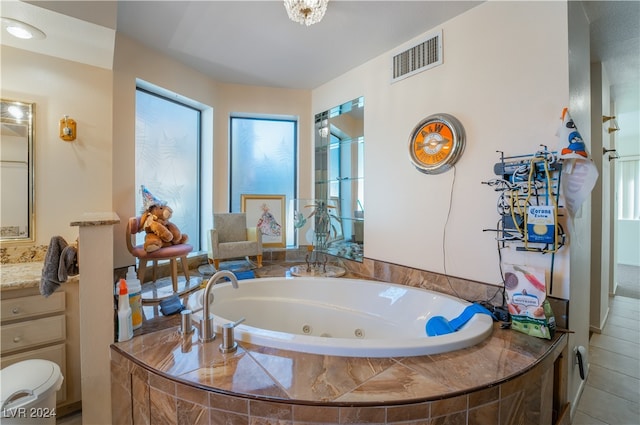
xmin=112 ymin=33 xmax=221 ymax=267
xmin=111 ymin=34 xmax=312 ymax=268
xmin=1 ymin=45 xmax=113 ymax=247
xmin=215 ymin=83 xmax=313 ymax=211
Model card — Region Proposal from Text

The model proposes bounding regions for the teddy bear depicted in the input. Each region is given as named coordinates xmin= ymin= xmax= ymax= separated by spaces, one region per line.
xmin=139 ymin=186 xmax=188 ymax=253
xmin=140 ymin=205 xmax=188 ymax=252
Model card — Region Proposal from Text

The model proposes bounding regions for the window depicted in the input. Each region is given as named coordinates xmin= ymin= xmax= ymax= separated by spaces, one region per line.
xmin=230 ymin=117 xmax=297 ymax=246
xmin=329 ymin=133 xmax=340 ymax=198
xmin=135 ymin=88 xmax=202 ymax=251
xmin=617 ymin=157 xmax=640 ymax=220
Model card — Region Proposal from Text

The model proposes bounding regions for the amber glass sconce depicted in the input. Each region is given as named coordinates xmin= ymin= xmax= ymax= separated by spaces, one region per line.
xmin=59 ymin=115 xmax=76 ymax=141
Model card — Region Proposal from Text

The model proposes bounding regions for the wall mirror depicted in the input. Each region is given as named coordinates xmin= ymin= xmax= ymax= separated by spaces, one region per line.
xmin=1 ymin=99 xmax=35 ymax=243
xmin=314 ymin=96 xmax=364 ymax=262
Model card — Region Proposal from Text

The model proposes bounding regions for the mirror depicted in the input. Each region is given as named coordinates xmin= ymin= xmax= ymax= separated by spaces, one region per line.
xmin=1 ymin=99 xmax=35 ymax=243
xmin=314 ymin=96 xmax=364 ymax=261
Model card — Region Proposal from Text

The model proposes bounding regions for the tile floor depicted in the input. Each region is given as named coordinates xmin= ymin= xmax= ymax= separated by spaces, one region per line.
xmin=573 ymin=295 xmax=640 ymax=425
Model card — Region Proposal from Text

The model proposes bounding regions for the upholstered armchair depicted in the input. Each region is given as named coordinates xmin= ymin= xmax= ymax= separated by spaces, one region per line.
xmin=207 ymin=213 xmax=263 ymax=269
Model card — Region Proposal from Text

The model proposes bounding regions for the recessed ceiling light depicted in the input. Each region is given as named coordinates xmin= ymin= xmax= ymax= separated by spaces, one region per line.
xmin=1 ymin=17 xmax=46 ymax=40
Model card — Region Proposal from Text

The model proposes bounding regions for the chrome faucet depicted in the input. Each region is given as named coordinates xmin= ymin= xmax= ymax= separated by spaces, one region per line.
xmin=199 ymin=270 xmax=238 ymax=343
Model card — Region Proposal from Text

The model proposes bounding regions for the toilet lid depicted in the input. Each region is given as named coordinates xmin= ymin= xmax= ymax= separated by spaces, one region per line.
xmin=0 ymin=359 xmax=63 ymax=411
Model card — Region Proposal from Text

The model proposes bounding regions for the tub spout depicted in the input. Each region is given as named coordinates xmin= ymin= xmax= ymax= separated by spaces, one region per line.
xmin=199 ymin=270 xmax=239 ymax=343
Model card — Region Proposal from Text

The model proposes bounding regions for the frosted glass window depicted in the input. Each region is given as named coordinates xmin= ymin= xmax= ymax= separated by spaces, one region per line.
xmin=135 ymin=89 xmax=201 ymax=250
xmin=230 ymin=117 xmax=297 ymax=246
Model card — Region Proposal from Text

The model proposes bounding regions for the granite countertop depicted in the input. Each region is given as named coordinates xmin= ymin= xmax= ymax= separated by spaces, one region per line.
xmin=113 ymin=310 xmax=567 ymax=406
xmin=0 ymin=261 xmax=79 ymax=291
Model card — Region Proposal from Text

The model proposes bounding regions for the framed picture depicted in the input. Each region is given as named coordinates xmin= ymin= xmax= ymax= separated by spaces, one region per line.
xmin=241 ymin=194 xmax=286 ymax=248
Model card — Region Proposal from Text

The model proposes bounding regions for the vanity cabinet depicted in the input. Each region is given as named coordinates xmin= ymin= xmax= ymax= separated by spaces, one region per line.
xmin=314 ymin=97 xmax=364 ymax=261
xmin=1 ymin=291 xmax=67 ymax=402
xmin=0 ymin=281 xmax=81 ymax=415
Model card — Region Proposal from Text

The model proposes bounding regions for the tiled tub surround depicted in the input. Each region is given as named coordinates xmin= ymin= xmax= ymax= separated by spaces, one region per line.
xmin=258 ymin=252 xmax=569 ymax=330
xmin=111 ymin=307 xmax=568 ymax=424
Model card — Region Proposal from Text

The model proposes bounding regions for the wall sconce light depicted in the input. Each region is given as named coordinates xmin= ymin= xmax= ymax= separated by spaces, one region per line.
xmin=602 ymin=147 xmax=620 ymax=161
xmin=602 ymin=115 xmax=620 ymax=134
xmin=59 ymin=115 xmax=77 ymax=142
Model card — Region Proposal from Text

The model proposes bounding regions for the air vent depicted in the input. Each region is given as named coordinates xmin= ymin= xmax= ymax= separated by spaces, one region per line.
xmin=391 ymin=30 xmax=442 ymax=83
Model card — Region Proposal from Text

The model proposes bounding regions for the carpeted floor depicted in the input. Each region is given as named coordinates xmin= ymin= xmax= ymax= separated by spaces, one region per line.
xmin=615 ymin=263 xmax=640 ymax=299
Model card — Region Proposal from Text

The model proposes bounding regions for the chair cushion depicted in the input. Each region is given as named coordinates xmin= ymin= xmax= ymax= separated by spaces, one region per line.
xmin=214 ymin=213 xmax=248 ymax=243
xmin=130 ymin=243 xmax=193 ymax=259
xmin=218 ymin=241 xmax=260 ymax=258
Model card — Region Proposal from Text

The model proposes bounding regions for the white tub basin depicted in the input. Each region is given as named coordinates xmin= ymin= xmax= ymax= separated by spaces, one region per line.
xmin=187 ymin=276 xmax=493 ymax=357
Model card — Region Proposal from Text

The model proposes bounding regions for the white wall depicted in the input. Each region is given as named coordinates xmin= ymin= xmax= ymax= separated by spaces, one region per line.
xmin=1 ymin=45 xmax=113 ymax=246
xmin=313 ymin=1 xmax=572 ymax=298
xmin=567 ymin=0 xmax=594 ymax=415
xmin=589 ymin=62 xmax=611 ymax=332
xmin=618 ymin=220 xmax=640 ymax=266
xmin=615 ymin=106 xmax=640 ymax=267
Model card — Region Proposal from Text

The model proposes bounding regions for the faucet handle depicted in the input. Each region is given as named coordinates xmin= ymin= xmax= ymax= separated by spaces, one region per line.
xmin=219 ymin=318 xmax=245 ymax=354
xmin=230 ymin=317 xmax=246 ymax=328
xmin=180 ymin=310 xmax=194 ymax=335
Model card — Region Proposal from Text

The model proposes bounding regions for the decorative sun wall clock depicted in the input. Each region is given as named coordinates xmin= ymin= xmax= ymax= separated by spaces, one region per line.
xmin=408 ymin=113 xmax=466 ymax=174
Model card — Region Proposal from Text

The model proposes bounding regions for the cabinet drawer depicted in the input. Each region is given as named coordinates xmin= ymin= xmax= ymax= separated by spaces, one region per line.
xmin=1 ymin=343 xmax=67 ymax=404
xmin=1 ymin=315 xmax=66 ymax=354
xmin=1 ymin=291 xmax=65 ymax=321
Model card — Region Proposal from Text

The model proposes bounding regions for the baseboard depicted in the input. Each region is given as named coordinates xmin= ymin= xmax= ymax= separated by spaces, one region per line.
xmin=589 ymin=305 xmax=611 ymax=334
xmin=56 ymin=400 xmax=82 ymax=419
xmin=569 ymin=366 xmax=589 ymax=421
xmin=610 ymin=280 xmax=618 ymax=296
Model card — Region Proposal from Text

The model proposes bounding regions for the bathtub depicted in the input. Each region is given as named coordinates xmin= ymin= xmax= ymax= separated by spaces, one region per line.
xmin=187 ymin=276 xmax=493 ymax=357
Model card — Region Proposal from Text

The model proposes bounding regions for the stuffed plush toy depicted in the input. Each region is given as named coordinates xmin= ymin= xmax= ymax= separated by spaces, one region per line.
xmin=139 ymin=186 xmax=188 ymax=253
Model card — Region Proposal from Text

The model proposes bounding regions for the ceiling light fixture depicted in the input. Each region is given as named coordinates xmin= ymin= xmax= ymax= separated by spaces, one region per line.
xmin=284 ymin=0 xmax=328 ymax=26
xmin=1 ymin=17 xmax=46 ymax=40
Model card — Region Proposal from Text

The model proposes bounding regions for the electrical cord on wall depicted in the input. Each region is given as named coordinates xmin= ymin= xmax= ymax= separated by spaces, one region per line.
xmin=442 ymin=165 xmax=463 ymax=300
xmin=442 ymin=166 xmax=505 ymax=307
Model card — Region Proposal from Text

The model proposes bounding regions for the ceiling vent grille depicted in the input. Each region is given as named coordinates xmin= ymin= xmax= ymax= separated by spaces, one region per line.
xmin=391 ymin=30 xmax=442 ymax=83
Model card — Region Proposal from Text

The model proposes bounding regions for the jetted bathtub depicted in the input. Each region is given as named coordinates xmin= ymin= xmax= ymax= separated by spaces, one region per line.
xmin=188 ymin=276 xmax=494 ymax=357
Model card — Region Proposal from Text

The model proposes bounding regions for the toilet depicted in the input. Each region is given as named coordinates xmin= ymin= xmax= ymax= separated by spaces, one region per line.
xmin=0 ymin=359 xmax=63 ymax=425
